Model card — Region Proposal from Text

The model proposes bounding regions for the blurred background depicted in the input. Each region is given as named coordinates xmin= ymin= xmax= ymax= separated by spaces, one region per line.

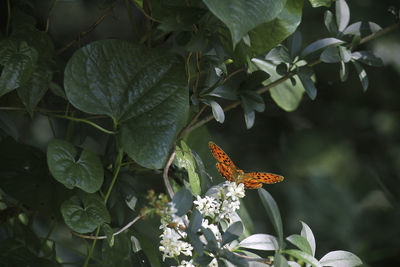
xmin=5 ymin=0 xmax=400 ymax=266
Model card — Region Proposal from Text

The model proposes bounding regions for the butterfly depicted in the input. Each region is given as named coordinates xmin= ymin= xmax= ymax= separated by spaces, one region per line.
xmin=209 ymin=141 xmax=284 ymax=189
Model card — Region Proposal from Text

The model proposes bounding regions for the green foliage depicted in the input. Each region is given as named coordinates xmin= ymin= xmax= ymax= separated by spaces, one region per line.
xmin=0 ymin=0 xmax=392 ymax=265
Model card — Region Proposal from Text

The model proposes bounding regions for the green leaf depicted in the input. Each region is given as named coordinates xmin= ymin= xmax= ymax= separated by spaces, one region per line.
xmin=343 ymin=21 xmax=382 ymax=37
xmin=61 ymin=193 xmax=110 ymax=233
xmin=287 ymin=31 xmax=302 ymax=59
xmin=130 ymin=235 xmax=141 ymax=253
xmin=240 ymin=91 xmax=265 ymax=129
xmin=274 ymin=251 xmax=290 ymax=267
xmin=297 ymin=67 xmax=317 ymax=100
xmin=286 ymin=234 xmax=313 ymax=255
xmin=339 ymin=61 xmax=349 ymax=82
xmin=324 ymin=10 xmax=338 ymax=35
xmin=172 ymin=186 xmax=193 ymax=217
xmin=301 ymin=38 xmax=345 ymax=58
xmin=239 ymin=234 xmax=279 ymax=251
xmin=308 ymin=0 xmax=333 ymax=8
xmin=175 ymin=140 xmax=201 ymax=195
xmin=0 ymin=111 xmax=19 ymax=140
xmin=64 ymin=39 xmax=187 ymax=123
xmin=352 ymin=61 xmax=368 ymax=91
xmin=133 ymin=232 xmax=161 ymax=267
xmin=189 ymin=208 xmax=203 ymax=233
xmin=203 ymin=0 xmax=287 ymax=45
xmin=102 ymin=232 xmax=132 ymax=267
xmin=252 ymin=58 xmax=304 ymax=112
xmin=209 ymin=99 xmax=225 ymax=123
xmin=300 ymin=221 xmax=316 ymax=256
xmin=221 ymin=221 xmax=244 ymax=246
xmin=248 ymin=0 xmax=304 ymax=56
xmin=265 ymin=46 xmax=292 ymax=63
xmin=320 ymin=46 xmax=351 ymax=63
xmin=351 ymin=51 xmax=383 ymax=67
xmin=221 ymin=250 xmax=249 ymax=267
xmin=202 ymin=227 xmax=219 ymax=252
xmin=195 ymin=254 xmax=214 ymax=265
xmin=47 ymin=139 xmax=104 ymax=193
xmin=319 ymin=250 xmax=362 ymax=267
xmin=205 ymin=84 xmax=239 ymax=101
xmin=102 ymin=224 xmax=115 ymax=247
xmin=120 ymin=77 xmax=188 ymax=169
xmin=0 ymin=39 xmax=38 ymax=96
xmin=258 ymin=188 xmax=284 ymax=248
xmin=336 ymin=0 xmax=350 ymax=32
xmin=284 ymin=249 xmax=321 ymax=267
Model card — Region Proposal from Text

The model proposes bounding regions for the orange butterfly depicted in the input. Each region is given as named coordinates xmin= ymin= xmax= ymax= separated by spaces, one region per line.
xmin=209 ymin=141 xmax=284 ymax=189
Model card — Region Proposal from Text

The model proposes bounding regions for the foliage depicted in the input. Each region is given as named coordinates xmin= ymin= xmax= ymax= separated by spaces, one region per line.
xmin=0 ymin=0 xmax=397 ymax=266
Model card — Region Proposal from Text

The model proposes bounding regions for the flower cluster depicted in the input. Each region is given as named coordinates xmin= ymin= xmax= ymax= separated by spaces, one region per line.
xmin=194 ymin=181 xmax=245 ymax=223
xmin=159 ymin=203 xmax=193 ymax=262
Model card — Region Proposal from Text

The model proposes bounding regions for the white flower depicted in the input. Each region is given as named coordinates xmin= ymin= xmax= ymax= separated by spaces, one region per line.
xmin=159 ymin=227 xmax=193 ymax=261
xmin=208 ymin=258 xmax=218 ymax=267
xmin=194 ymin=195 xmax=220 ymax=218
xmin=177 ymin=259 xmax=196 ymax=267
xmin=225 ymin=182 xmax=245 ymax=201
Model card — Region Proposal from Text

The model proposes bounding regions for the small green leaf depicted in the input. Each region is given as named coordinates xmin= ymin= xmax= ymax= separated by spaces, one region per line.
xmin=221 ymin=221 xmax=244 ymax=246
xmin=320 ymin=46 xmax=351 ymax=63
xmin=324 ymin=10 xmax=338 ymax=35
xmin=308 ymin=0 xmax=333 ymax=8
xmin=287 ymin=31 xmax=302 ymax=59
xmin=276 ymin=63 xmax=288 ymax=75
xmin=125 ymin=195 xmax=137 ymax=211
xmin=47 ymin=139 xmax=104 ymax=193
xmin=195 ymin=254 xmax=214 ymax=265
xmin=220 ymin=249 xmax=249 ymax=267
xmin=286 ymin=234 xmax=313 ymax=255
xmin=252 ymin=58 xmax=304 ymax=112
xmin=352 ymin=61 xmax=368 ymax=91
xmin=131 ymin=235 xmax=141 ymax=253
xmin=0 ymin=39 xmax=38 ymax=96
xmin=283 ymin=249 xmax=321 ymax=267
xmin=189 ymin=208 xmax=203 ymax=233
xmin=351 ymin=51 xmax=383 ymax=67
xmin=102 ymin=224 xmax=114 ymax=247
xmin=201 ymin=227 xmax=219 ymax=252
xmin=172 ymin=187 xmax=193 ymax=217
xmin=175 ymin=141 xmax=201 ymax=195
xmin=61 ymin=193 xmax=110 ymax=234
xmin=300 ymin=221 xmax=316 ymax=256
xmin=133 ymin=232 xmax=161 ymax=267
xmin=319 ymin=250 xmax=362 ymax=267
xmin=203 ymin=0 xmax=286 ymax=45
xmin=301 ymin=38 xmax=345 ymax=58
xmin=239 ymin=234 xmax=279 ymax=251
xmin=297 ymin=67 xmax=317 ymax=100
xmin=274 ymin=251 xmax=290 ymax=267
xmin=206 ymin=84 xmax=238 ymax=101
xmin=336 ymin=0 xmax=350 ymax=32
xmin=0 ymin=111 xmax=19 ymax=140
xmin=343 ymin=21 xmax=382 ymax=37
xmin=265 ymin=46 xmax=292 ymax=63
xmin=209 ymin=100 xmax=225 ymax=123
xmin=339 ymin=61 xmax=349 ymax=82
xmin=258 ymin=188 xmax=283 ymax=248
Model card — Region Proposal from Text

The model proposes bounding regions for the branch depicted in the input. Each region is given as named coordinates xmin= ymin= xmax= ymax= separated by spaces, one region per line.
xmin=56 ymin=4 xmax=116 ymax=54
xmin=72 ymin=214 xmax=143 ymax=240
xmin=163 ymin=148 xmax=176 ymax=199
xmin=185 ymin=22 xmax=400 ymax=134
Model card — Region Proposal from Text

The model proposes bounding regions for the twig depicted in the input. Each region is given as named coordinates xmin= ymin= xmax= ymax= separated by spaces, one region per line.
xmin=45 ymin=0 xmax=58 ymax=32
xmin=49 ymin=114 xmax=117 ymax=135
xmin=56 ymin=4 xmax=115 ymax=54
xmin=163 ymin=148 xmax=176 ymax=199
xmin=185 ymin=22 xmax=400 ymax=135
xmin=72 ymin=214 xmax=143 ymax=240
xmin=129 ymin=0 xmax=161 ymax=23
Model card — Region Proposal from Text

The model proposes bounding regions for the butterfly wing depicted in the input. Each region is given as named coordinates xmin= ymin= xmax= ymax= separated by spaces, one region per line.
xmin=240 ymin=176 xmax=263 ymax=189
xmin=209 ymin=142 xmax=237 ymax=169
xmin=245 ymin=172 xmax=284 ymax=184
xmin=216 ymin=162 xmax=235 ymax=182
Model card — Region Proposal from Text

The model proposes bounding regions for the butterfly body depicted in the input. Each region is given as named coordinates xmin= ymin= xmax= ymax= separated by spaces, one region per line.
xmin=209 ymin=142 xmax=284 ymax=189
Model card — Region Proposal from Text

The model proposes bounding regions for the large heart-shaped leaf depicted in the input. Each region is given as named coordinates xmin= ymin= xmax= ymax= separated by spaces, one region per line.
xmin=203 ymin=0 xmax=286 ymax=45
xmin=61 ymin=193 xmax=110 ymax=234
xmin=64 ymin=39 xmax=187 ymax=124
xmin=248 ymin=0 xmax=304 ymax=56
xmin=47 ymin=139 xmax=104 ymax=193
xmin=0 ymin=39 xmax=38 ymax=96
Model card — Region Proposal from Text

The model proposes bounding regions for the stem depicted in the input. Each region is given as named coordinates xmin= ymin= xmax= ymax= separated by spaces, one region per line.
xmin=163 ymin=148 xmax=176 ymax=199
xmin=185 ymin=22 xmax=400 ymax=135
xmin=45 ymin=0 xmax=58 ymax=32
xmin=130 ymin=0 xmax=161 ymax=23
xmin=50 ymin=114 xmax=117 ymax=135
xmin=39 ymin=220 xmax=57 ymax=253
xmin=82 ymin=227 xmax=100 ymax=267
